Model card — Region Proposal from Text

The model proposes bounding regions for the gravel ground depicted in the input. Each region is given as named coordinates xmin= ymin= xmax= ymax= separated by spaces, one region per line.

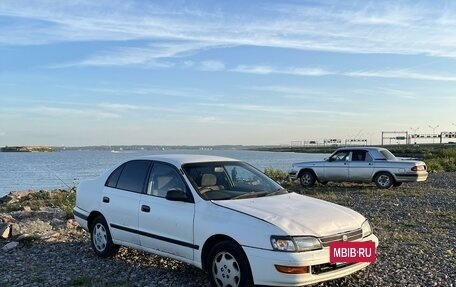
xmin=1 ymin=172 xmax=455 ymax=287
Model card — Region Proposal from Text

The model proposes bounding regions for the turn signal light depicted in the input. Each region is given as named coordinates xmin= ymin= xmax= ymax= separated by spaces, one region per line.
xmin=275 ymin=265 xmax=309 ymax=274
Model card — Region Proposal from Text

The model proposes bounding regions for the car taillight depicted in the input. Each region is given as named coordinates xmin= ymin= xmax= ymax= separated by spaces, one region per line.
xmin=412 ymin=165 xmax=426 ymax=171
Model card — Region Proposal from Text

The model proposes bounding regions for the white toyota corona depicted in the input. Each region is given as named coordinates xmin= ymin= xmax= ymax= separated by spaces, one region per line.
xmin=73 ymin=155 xmax=378 ymax=287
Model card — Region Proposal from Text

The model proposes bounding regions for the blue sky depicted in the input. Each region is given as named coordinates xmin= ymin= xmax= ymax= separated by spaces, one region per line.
xmin=1 ymin=0 xmax=456 ymax=146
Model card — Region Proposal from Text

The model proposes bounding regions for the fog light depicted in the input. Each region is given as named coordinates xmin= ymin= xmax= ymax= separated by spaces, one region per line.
xmin=275 ymin=265 xmax=309 ymax=274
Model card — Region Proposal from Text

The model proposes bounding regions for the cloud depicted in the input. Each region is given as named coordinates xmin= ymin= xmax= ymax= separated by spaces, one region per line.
xmin=249 ymin=85 xmax=314 ymax=96
xmin=232 ymin=65 xmax=332 ymax=76
xmin=2 ymin=0 xmax=456 ymax=60
xmin=32 ymin=106 xmax=122 ymax=119
xmin=197 ymin=60 xmax=225 ymax=71
xmin=344 ymin=70 xmax=456 ymax=82
xmin=52 ymin=41 xmax=222 ymax=67
xmin=98 ymin=103 xmax=141 ymax=110
xmin=201 ymin=103 xmax=363 ymax=117
xmin=231 ymin=64 xmax=456 ymax=82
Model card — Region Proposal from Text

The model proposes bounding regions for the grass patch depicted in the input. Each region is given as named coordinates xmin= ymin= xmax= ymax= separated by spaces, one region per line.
xmin=264 ymin=168 xmax=290 ymax=182
xmin=423 ymin=147 xmax=456 ymax=172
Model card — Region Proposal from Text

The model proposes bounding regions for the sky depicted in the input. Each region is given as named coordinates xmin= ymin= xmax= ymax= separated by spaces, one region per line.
xmin=1 ymin=0 xmax=456 ymax=146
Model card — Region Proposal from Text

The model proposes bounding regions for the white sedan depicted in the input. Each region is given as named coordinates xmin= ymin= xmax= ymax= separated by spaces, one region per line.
xmin=73 ymin=154 xmax=378 ymax=287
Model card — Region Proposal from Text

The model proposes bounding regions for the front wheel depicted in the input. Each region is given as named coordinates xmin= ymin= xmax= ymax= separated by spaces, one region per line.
xmin=299 ymin=171 xmax=316 ymax=188
xmin=90 ymin=216 xmax=120 ymax=258
xmin=374 ymin=172 xmax=394 ymax=189
xmin=207 ymin=241 xmax=253 ymax=287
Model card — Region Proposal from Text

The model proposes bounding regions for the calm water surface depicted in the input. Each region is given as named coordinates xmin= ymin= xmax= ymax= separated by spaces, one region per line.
xmin=0 ymin=150 xmax=328 ymax=197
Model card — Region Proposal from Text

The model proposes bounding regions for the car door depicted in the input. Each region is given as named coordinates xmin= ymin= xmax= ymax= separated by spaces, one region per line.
xmin=324 ymin=150 xmax=350 ymax=181
xmin=348 ymin=150 xmax=375 ymax=181
xmin=138 ymin=162 xmax=195 ymax=261
xmin=102 ymin=160 xmax=151 ymax=246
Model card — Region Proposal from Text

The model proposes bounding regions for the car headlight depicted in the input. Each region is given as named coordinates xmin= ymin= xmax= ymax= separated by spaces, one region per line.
xmin=271 ymin=236 xmax=322 ymax=252
xmin=361 ymin=220 xmax=372 ymax=238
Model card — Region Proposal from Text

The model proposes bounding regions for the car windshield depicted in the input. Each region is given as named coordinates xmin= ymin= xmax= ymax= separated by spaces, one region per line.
xmin=182 ymin=161 xmax=286 ymax=200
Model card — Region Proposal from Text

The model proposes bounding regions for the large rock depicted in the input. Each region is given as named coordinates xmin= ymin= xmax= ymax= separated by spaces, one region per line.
xmin=18 ymin=219 xmax=52 ymax=235
xmin=1 ymin=241 xmax=18 ymax=251
xmin=66 ymin=219 xmax=80 ymax=229
xmin=0 ymin=190 xmax=34 ymax=204
xmin=17 ymin=231 xmax=60 ymax=242
xmin=0 ymin=213 xmax=16 ymax=223
xmin=10 ymin=207 xmax=66 ymax=221
xmin=0 ymin=223 xmax=12 ymax=239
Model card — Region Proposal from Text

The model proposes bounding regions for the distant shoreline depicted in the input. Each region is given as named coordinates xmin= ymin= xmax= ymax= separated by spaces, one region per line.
xmin=0 ymin=146 xmax=54 ymax=152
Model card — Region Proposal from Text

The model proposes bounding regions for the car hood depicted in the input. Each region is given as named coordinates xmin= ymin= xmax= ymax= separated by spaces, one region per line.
xmin=213 ymin=193 xmax=365 ymax=236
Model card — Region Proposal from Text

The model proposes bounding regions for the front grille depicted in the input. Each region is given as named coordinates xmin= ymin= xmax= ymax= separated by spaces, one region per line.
xmin=319 ymin=228 xmax=363 ymax=247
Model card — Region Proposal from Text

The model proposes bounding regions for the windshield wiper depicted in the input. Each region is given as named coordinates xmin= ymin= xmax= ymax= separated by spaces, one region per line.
xmin=265 ymin=188 xmax=288 ymax=197
xmin=232 ymin=191 xmax=268 ymax=200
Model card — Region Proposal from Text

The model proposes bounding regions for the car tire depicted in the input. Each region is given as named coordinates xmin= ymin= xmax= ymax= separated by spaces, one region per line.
xmin=374 ymin=172 xmax=394 ymax=189
xmin=299 ymin=171 xmax=316 ymax=188
xmin=393 ymin=182 xmax=403 ymax=187
xmin=90 ymin=216 xmax=120 ymax=258
xmin=207 ymin=240 xmax=253 ymax=287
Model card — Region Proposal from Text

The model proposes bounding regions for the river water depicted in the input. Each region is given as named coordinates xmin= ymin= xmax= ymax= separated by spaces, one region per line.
xmin=0 ymin=149 xmax=328 ymax=197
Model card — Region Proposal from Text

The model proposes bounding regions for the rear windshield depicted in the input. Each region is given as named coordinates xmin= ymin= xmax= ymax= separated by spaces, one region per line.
xmin=379 ymin=150 xmax=397 ymax=160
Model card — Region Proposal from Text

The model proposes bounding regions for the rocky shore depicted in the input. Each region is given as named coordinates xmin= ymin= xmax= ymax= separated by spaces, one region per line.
xmin=1 ymin=173 xmax=455 ymax=287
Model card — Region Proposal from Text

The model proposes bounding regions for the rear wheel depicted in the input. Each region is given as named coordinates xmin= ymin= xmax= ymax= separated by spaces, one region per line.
xmin=299 ymin=171 xmax=316 ymax=188
xmin=374 ymin=172 xmax=394 ymax=189
xmin=207 ymin=241 xmax=253 ymax=287
xmin=90 ymin=216 xmax=120 ymax=258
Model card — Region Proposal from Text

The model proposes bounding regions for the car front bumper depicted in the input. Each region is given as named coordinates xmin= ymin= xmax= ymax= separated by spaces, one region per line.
xmin=244 ymin=234 xmax=379 ymax=286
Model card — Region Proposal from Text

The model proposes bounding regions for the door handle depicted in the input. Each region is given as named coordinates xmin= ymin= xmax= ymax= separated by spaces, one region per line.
xmin=102 ymin=196 xmax=110 ymax=203
xmin=141 ymin=205 xmax=151 ymax=213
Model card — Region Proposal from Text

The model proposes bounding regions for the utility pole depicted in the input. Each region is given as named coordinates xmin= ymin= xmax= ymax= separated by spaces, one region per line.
xmin=410 ymin=127 xmax=419 ymax=144
xmin=428 ymin=125 xmax=439 ymax=144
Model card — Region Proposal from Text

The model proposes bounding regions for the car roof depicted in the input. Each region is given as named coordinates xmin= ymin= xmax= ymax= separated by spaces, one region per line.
xmin=335 ymin=147 xmax=387 ymax=152
xmin=127 ymin=154 xmax=239 ymax=166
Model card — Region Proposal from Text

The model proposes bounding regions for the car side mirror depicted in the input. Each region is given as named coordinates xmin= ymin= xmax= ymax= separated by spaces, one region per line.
xmin=165 ymin=189 xmax=189 ymax=202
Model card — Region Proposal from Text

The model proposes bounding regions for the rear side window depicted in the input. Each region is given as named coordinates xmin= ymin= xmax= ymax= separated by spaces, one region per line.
xmin=115 ymin=160 xmax=151 ymax=193
xmin=106 ymin=165 xmax=124 ymax=188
